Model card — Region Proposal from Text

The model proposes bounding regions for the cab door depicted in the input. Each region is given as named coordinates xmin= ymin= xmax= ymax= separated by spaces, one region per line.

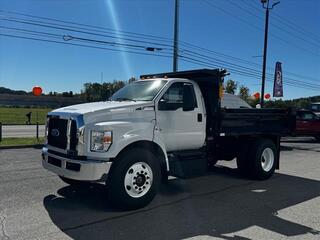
xmin=155 ymin=81 xmax=206 ymax=152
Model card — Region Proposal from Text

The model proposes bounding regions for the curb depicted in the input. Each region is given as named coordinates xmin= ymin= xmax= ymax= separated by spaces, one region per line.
xmin=0 ymin=144 xmax=43 ymax=150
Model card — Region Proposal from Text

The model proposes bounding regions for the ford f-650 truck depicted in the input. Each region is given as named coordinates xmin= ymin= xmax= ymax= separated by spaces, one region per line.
xmin=42 ymin=69 xmax=295 ymax=209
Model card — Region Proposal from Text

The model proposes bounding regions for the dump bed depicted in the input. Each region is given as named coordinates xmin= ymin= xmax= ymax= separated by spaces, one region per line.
xmin=219 ymin=108 xmax=296 ymax=136
xmin=141 ymin=68 xmax=296 ymax=138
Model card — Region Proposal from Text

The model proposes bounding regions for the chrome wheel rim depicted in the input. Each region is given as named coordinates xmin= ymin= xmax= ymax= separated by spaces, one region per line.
xmin=261 ymin=148 xmax=274 ymax=172
xmin=124 ymin=162 xmax=153 ymax=198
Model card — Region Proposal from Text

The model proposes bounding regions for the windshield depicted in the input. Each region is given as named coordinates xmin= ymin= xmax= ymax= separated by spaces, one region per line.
xmin=311 ymin=104 xmax=320 ymax=112
xmin=110 ymin=80 xmax=167 ymax=101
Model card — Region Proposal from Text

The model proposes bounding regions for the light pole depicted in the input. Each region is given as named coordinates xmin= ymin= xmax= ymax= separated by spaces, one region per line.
xmin=173 ymin=0 xmax=180 ymax=72
xmin=260 ymin=0 xmax=280 ymax=107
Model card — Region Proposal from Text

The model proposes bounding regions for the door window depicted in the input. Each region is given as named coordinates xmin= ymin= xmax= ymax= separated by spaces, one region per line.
xmin=159 ymin=82 xmax=197 ymax=111
xmin=299 ymin=112 xmax=317 ymax=120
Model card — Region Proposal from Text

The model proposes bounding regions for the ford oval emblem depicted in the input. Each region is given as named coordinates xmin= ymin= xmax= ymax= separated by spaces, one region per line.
xmin=51 ymin=128 xmax=60 ymax=137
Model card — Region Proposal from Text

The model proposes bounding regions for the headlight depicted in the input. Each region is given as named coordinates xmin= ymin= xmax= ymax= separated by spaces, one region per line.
xmin=90 ymin=131 xmax=112 ymax=152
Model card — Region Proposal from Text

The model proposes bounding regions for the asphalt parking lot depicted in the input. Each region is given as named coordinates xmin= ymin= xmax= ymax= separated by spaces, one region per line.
xmin=0 ymin=137 xmax=319 ymax=240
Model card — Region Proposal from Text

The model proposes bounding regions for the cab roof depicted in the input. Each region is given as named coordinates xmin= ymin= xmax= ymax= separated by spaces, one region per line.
xmin=140 ymin=68 xmax=227 ymax=83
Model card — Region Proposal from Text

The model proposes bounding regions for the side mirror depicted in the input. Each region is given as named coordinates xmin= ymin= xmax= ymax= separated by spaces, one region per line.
xmin=183 ymin=84 xmax=196 ymax=111
xmin=158 ymin=99 xmax=167 ymax=111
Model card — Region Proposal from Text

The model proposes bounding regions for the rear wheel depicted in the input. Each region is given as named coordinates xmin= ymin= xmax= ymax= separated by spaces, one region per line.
xmin=237 ymin=139 xmax=277 ymax=180
xmin=107 ymin=148 xmax=161 ymax=210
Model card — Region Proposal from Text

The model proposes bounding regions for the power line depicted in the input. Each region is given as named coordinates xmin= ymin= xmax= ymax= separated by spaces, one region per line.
xmin=1 ymin=9 xmax=318 ymax=83
xmin=229 ymin=0 xmax=320 ymax=49
xmin=0 ymin=9 xmax=319 ymax=89
xmin=0 ymin=33 xmax=173 ymax=58
xmin=1 ymin=26 xmax=318 ymax=90
xmin=0 ymin=9 xmax=174 ymax=43
xmin=243 ymin=0 xmax=320 ymax=42
xmin=0 ymin=17 xmax=173 ymax=49
xmin=202 ymin=0 xmax=320 ymax=57
xmin=179 ymin=55 xmax=320 ymax=91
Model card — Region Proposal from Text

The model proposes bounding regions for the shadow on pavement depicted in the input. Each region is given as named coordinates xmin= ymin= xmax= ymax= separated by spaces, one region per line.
xmin=280 ymin=145 xmax=320 ymax=153
xmin=43 ymin=166 xmax=320 ymax=240
xmin=281 ymin=137 xmax=319 ymax=144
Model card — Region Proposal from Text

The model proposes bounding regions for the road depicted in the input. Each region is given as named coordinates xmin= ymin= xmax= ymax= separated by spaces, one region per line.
xmin=0 ymin=138 xmax=319 ymax=240
xmin=1 ymin=125 xmax=45 ymax=138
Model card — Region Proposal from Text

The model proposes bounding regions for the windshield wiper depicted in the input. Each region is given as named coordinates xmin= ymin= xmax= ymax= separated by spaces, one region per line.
xmin=115 ymin=97 xmax=136 ymax=102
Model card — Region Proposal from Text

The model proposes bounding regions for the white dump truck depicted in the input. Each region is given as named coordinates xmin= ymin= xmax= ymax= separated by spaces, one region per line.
xmin=42 ymin=69 xmax=295 ymax=209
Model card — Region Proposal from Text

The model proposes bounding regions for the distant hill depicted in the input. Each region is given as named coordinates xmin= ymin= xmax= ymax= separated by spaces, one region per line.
xmin=0 ymin=87 xmax=29 ymax=95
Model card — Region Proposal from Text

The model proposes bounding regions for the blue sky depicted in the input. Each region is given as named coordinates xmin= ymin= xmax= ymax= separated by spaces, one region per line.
xmin=0 ymin=0 xmax=319 ymax=99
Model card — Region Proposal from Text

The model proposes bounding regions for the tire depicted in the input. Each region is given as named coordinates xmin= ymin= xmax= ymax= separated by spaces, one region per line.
xmin=59 ymin=176 xmax=90 ymax=187
xmin=237 ymin=139 xmax=277 ymax=180
xmin=236 ymin=141 xmax=252 ymax=176
xmin=107 ymin=148 xmax=161 ymax=210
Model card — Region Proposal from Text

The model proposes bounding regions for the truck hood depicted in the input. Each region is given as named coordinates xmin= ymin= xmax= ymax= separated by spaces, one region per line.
xmin=51 ymin=101 xmax=151 ymax=115
xmin=49 ymin=101 xmax=155 ymax=124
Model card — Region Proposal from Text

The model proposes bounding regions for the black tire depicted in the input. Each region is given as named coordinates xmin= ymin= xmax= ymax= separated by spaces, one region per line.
xmin=107 ymin=148 xmax=161 ymax=210
xmin=236 ymin=141 xmax=252 ymax=176
xmin=237 ymin=139 xmax=277 ymax=180
xmin=59 ymin=176 xmax=90 ymax=187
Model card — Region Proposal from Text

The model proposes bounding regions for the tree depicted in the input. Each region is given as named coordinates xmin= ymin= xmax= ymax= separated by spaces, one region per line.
xmin=225 ymin=79 xmax=238 ymax=94
xmin=238 ymin=85 xmax=250 ymax=101
xmin=128 ymin=77 xmax=137 ymax=83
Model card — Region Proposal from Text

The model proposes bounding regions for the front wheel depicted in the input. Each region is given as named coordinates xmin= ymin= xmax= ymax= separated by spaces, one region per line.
xmin=107 ymin=148 xmax=161 ymax=210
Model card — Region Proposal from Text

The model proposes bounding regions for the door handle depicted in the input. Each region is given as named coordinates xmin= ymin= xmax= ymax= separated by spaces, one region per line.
xmin=197 ymin=113 xmax=202 ymax=122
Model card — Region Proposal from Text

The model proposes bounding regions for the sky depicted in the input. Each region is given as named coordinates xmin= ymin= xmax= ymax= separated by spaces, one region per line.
xmin=0 ymin=0 xmax=319 ymax=99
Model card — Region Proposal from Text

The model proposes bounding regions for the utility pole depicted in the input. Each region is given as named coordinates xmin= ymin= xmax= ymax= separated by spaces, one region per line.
xmin=173 ymin=0 xmax=180 ymax=72
xmin=260 ymin=0 xmax=280 ymax=107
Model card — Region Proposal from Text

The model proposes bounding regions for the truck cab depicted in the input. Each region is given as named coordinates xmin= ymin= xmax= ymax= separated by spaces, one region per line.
xmin=42 ymin=69 xmax=295 ymax=209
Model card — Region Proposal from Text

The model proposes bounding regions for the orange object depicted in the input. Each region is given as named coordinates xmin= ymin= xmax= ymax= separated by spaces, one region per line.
xmin=32 ymin=86 xmax=42 ymax=96
xmin=253 ymin=92 xmax=260 ymax=99
xmin=265 ymin=93 xmax=271 ymax=99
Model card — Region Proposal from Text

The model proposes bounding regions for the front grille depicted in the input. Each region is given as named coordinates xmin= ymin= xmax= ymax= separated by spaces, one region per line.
xmin=48 ymin=118 xmax=68 ymax=149
xmin=70 ymin=120 xmax=78 ymax=151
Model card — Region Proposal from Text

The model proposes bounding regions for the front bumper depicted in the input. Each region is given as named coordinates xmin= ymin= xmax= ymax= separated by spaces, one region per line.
xmin=41 ymin=147 xmax=112 ymax=181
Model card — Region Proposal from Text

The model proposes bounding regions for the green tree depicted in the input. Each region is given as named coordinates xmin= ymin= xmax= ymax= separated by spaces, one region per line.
xmin=225 ymin=79 xmax=238 ymax=94
xmin=238 ymin=85 xmax=250 ymax=101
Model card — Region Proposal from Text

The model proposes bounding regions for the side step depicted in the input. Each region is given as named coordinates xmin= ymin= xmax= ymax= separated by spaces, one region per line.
xmin=168 ymin=150 xmax=208 ymax=178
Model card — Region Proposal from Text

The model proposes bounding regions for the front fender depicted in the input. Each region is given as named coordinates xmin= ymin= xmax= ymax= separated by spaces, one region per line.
xmin=85 ymin=121 xmax=152 ymax=158
xmin=85 ymin=121 xmax=169 ymax=171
